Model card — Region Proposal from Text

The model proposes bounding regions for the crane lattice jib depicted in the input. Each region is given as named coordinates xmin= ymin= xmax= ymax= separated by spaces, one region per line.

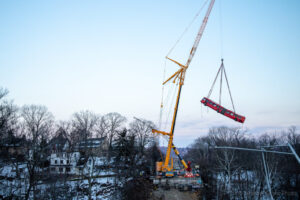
xmin=185 ymin=0 xmax=215 ymax=68
xmin=153 ymin=0 xmax=215 ymax=173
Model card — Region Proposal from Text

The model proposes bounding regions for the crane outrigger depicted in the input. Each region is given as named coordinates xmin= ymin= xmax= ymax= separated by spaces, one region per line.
xmin=152 ymin=0 xmax=215 ymax=176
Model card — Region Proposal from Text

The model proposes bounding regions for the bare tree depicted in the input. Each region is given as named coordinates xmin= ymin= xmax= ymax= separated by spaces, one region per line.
xmin=257 ymin=133 xmax=285 ymax=199
xmin=95 ymin=115 xmax=109 ymax=138
xmin=209 ymin=127 xmax=243 ymax=199
xmin=56 ymin=120 xmax=72 ymax=134
xmin=0 ymin=87 xmax=9 ymax=100
xmin=21 ymin=105 xmax=54 ymax=143
xmin=20 ymin=104 xmax=54 ymax=200
xmin=129 ymin=118 xmax=155 ymax=153
xmin=102 ymin=112 xmax=126 ymax=149
xmin=284 ymin=126 xmax=300 ymax=146
xmin=70 ymin=110 xmax=99 ymax=143
xmin=0 ymin=88 xmax=18 ymax=140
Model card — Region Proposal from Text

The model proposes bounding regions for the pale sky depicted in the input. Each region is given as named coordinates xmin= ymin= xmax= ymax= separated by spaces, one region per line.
xmin=1 ymin=0 xmax=300 ymax=146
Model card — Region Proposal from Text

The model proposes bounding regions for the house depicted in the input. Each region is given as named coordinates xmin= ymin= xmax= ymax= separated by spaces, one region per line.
xmin=74 ymin=137 xmax=109 ymax=175
xmin=0 ymin=135 xmax=28 ymax=160
xmin=49 ymin=134 xmax=108 ymax=175
xmin=48 ymin=128 xmax=70 ymax=153
xmin=48 ymin=128 xmax=77 ymax=174
xmin=77 ymin=156 xmax=109 ymax=176
xmin=50 ymin=151 xmax=80 ymax=174
xmin=74 ymin=137 xmax=108 ymax=156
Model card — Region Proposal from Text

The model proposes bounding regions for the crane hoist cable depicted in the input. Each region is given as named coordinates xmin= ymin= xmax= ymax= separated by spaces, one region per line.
xmin=218 ymin=0 xmax=224 ymax=58
xmin=161 ymin=79 xmax=175 ymax=114
xmin=166 ymin=0 xmax=209 ymax=58
xmin=201 ymin=59 xmax=245 ymax=123
xmin=158 ymin=75 xmax=178 ymax=160
xmin=159 ymin=69 xmax=179 ymax=132
xmin=164 ymin=83 xmax=179 ymax=131
xmin=160 ymin=80 xmax=177 ymax=131
xmin=158 ymin=59 xmax=167 ymax=130
xmin=158 ymin=75 xmax=179 ymax=162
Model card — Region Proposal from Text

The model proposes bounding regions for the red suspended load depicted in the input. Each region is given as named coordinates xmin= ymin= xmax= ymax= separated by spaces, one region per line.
xmin=201 ymin=97 xmax=245 ymax=123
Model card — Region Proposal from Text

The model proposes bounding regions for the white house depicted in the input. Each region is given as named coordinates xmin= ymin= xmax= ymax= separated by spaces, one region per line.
xmin=50 ymin=151 xmax=80 ymax=174
xmin=48 ymin=133 xmax=108 ymax=175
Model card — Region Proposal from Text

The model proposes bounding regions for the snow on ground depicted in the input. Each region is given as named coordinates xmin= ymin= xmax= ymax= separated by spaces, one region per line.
xmin=0 ymin=166 xmax=116 ymax=200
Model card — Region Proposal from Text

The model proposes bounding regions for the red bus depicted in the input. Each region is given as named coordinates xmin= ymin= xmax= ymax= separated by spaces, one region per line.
xmin=201 ymin=97 xmax=245 ymax=123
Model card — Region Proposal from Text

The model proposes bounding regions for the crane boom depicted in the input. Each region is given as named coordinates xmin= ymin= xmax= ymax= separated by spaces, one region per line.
xmin=186 ymin=0 xmax=215 ymax=68
xmin=153 ymin=0 xmax=215 ymax=174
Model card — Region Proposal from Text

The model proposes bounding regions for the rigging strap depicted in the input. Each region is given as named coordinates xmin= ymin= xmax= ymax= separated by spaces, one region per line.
xmin=207 ymin=59 xmax=236 ymax=113
xmin=207 ymin=61 xmax=223 ymax=98
xmin=219 ymin=60 xmax=223 ymax=105
xmin=223 ymin=65 xmax=236 ymax=113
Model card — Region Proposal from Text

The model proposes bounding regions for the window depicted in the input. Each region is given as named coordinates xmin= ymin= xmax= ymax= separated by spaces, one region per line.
xmin=60 ymin=160 xmax=63 ymax=164
xmin=55 ymin=160 xmax=57 ymax=164
xmin=51 ymin=167 xmax=55 ymax=172
xmin=89 ymin=159 xmax=92 ymax=165
xmin=66 ymin=167 xmax=70 ymax=172
xmin=67 ymin=160 xmax=69 ymax=164
xmin=59 ymin=167 xmax=63 ymax=172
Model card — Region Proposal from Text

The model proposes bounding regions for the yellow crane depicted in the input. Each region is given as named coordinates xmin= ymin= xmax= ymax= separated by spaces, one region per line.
xmin=152 ymin=0 xmax=215 ymax=175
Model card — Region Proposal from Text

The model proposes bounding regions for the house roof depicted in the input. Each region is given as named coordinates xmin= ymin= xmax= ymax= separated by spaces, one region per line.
xmin=75 ymin=137 xmax=106 ymax=149
xmin=48 ymin=128 xmax=69 ymax=151
xmin=50 ymin=128 xmax=69 ymax=144
xmin=0 ymin=135 xmax=28 ymax=147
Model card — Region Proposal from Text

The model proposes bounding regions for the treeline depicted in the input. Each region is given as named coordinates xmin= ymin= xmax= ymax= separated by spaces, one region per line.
xmin=2 ymin=87 xmax=300 ymax=200
xmin=184 ymin=126 xmax=300 ymax=199
xmin=0 ymin=87 xmax=156 ymax=149
xmin=0 ymin=88 xmax=159 ymax=200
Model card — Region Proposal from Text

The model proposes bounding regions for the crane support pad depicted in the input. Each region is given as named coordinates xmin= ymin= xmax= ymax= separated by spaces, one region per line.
xmin=201 ymin=97 xmax=245 ymax=123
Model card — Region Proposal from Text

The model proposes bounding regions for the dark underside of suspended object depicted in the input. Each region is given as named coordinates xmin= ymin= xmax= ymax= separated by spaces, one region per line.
xmin=201 ymin=97 xmax=245 ymax=123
